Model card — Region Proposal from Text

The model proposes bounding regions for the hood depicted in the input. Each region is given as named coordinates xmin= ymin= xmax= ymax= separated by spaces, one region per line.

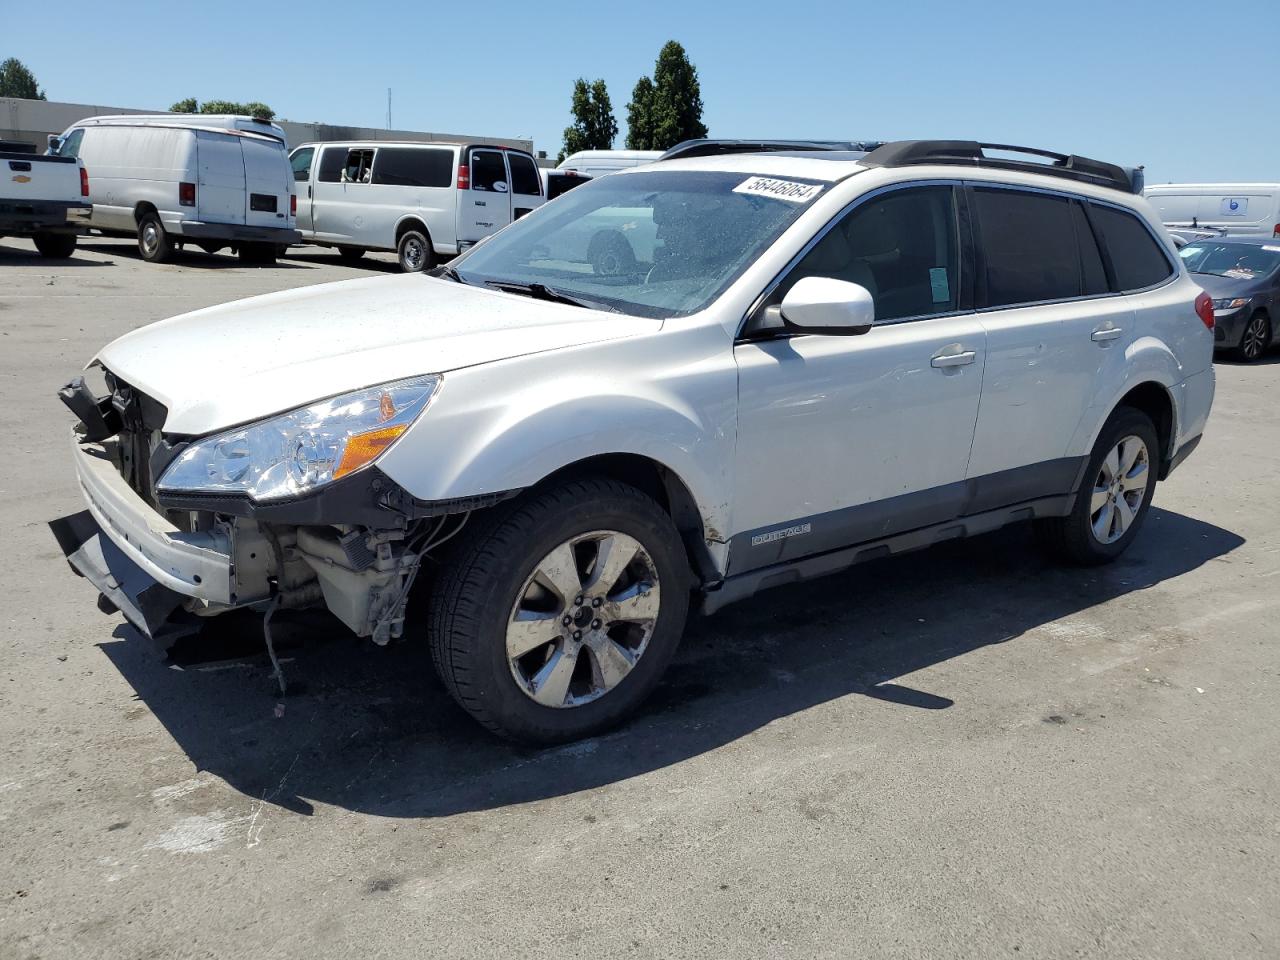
xmin=95 ymin=273 xmax=659 ymax=435
xmin=1189 ymin=271 xmax=1265 ymax=299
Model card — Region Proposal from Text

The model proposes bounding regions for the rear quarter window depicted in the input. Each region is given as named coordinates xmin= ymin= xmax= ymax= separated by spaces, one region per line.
xmin=1091 ymin=204 xmax=1174 ymax=291
xmin=372 ymin=147 xmax=453 ymax=188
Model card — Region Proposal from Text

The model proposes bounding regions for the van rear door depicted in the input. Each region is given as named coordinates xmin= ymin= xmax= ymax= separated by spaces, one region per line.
xmin=457 ymin=147 xmax=512 ymax=244
xmin=195 ymin=131 xmax=244 ymax=225
xmin=242 ymin=135 xmax=291 ymax=230
xmin=506 ymin=151 xmax=544 ymax=220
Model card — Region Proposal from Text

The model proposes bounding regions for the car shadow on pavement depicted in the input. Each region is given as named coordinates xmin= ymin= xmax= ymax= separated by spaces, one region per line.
xmin=280 ymin=250 xmax=402 ymax=273
xmin=97 ymin=507 xmax=1243 ymax=820
xmin=0 ymin=242 xmax=113 ymax=265
xmin=74 ymin=240 xmax=314 ymax=270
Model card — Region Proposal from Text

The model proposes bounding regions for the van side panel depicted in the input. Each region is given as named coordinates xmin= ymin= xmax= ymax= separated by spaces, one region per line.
xmin=78 ymin=126 xmax=194 ymax=232
xmin=195 ymin=132 xmax=246 ymax=229
xmin=1145 ymin=186 xmax=1280 ymax=237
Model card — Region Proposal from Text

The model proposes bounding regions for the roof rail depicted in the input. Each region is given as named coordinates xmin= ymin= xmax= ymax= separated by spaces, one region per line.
xmin=658 ymin=138 xmax=886 ymax=162
xmin=859 ymin=140 xmax=1143 ymax=194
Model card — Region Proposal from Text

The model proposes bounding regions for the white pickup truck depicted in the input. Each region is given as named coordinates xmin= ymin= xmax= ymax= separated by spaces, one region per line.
xmin=0 ymin=141 xmax=91 ymax=257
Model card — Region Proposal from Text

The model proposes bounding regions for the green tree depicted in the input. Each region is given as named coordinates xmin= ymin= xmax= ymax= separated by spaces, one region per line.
xmin=558 ymin=78 xmax=617 ymax=163
xmin=625 ymin=76 xmax=655 ymax=150
xmin=168 ymin=98 xmax=275 ymax=120
xmin=0 ymin=58 xmax=46 ymax=100
xmin=648 ymin=41 xmax=707 ymax=150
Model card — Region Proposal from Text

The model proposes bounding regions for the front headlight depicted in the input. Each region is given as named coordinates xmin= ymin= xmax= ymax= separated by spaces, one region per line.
xmin=1212 ymin=298 xmax=1250 ymax=310
xmin=157 ymin=375 xmax=440 ymax=501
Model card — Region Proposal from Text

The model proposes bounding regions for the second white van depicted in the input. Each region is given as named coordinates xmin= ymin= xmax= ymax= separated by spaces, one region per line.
xmin=289 ymin=141 xmax=545 ymax=271
xmin=49 ymin=114 xmax=300 ymax=264
xmin=1144 ymin=183 xmax=1280 ymax=238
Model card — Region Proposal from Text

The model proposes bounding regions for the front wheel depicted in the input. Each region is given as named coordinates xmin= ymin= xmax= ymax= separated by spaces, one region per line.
xmin=1036 ymin=407 xmax=1159 ymax=565
xmin=1235 ymin=311 xmax=1271 ymax=362
xmin=33 ymin=232 xmax=77 ymax=258
xmin=427 ymin=477 xmax=690 ymax=743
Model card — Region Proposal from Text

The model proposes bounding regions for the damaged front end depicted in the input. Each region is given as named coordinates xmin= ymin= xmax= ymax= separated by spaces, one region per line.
xmin=52 ymin=370 xmax=502 ymax=649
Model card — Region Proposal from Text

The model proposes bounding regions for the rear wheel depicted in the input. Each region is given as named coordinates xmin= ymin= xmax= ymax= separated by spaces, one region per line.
xmin=427 ymin=477 xmax=690 ymax=743
xmin=397 ymin=229 xmax=433 ymax=272
xmin=1235 ymin=311 xmax=1271 ymax=362
xmin=33 ymin=232 xmax=77 ymax=258
xmin=136 ymin=212 xmax=172 ymax=263
xmin=1036 ymin=407 xmax=1158 ymax=565
xmin=336 ymin=246 xmax=366 ymax=265
xmin=239 ymin=241 xmax=277 ymax=265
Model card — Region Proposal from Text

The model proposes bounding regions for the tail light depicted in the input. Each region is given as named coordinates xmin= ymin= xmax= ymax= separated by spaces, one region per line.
xmin=290 ymin=194 xmax=297 ymax=216
xmin=79 ymin=167 xmax=89 ymax=197
xmin=178 ymin=182 xmax=196 ymax=207
xmin=457 ymin=163 xmax=470 ymax=190
xmin=1274 ymin=223 xmax=1279 ymax=237
xmin=1194 ymin=291 xmax=1215 ymax=330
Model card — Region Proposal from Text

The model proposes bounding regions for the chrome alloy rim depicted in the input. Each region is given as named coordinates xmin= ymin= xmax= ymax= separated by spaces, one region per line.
xmin=1242 ymin=315 xmax=1267 ymax=360
xmin=1090 ymin=435 xmax=1150 ymax=545
xmin=402 ymin=236 xmax=425 ymax=270
xmin=507 ymin=531 xmax=660 ymax=708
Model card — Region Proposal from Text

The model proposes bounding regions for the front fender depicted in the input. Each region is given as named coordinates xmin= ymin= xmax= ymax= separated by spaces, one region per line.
xmin=376 ymin=349 xmax=737 ymax=546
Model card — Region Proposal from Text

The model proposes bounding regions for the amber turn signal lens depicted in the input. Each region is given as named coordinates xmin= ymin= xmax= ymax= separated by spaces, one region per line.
xmin=333 ymin=424 xmax=408 ymax=479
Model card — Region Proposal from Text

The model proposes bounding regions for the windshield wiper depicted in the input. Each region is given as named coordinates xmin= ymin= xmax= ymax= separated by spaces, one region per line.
xmin=429 ymin=264 xmax=469 ymax=284
xmin=484 ymin=281 xmax=619 ymax=313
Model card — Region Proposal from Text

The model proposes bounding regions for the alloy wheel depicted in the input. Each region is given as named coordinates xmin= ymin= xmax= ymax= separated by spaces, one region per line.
xmin=506 ymin=530 xmax=661 ymax=708
xmin=1242 ymin=315 xmax=1268 ymax=360
xmin=1089 ymin=435 xmax=1150 ymax=545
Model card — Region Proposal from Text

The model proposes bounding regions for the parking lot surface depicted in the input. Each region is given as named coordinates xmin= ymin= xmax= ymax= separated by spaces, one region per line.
xmin=2 ymin=236 xmax=1277 ymax=959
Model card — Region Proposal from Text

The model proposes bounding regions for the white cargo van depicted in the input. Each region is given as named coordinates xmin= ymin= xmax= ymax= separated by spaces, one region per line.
xmin=556 ymin=149 xmax=662 ymax=179
xmin=49 ymin=115 xmax=300 ymax=264
xmin=1144 ymin=183 xmax=1280 ymax=238
xmin=289 ymin=141 xmax=545 ymax=271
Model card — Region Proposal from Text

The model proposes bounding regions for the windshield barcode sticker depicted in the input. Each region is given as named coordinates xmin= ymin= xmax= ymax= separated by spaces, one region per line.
xmin=733 ymin=177 xmax=822 ymax=204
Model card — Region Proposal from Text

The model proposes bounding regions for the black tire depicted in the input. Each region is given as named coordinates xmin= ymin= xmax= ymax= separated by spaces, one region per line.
xmin=1234 ymin=311 xmax=1271 ymax=362
xmin=32 ymin=232 xmax=77 ymax=258
xmin=336 ymin=246 xmax=366 ymax=265
xmin=588 ymin=230 xmax=637 ymax=277
xmin=397 ymin=229 xmax=433 ymax=272
xmin=136 ymin=212 xmax=172 ymax=263
xmin=427 ymin=477 xmax=691 ymax=743
xmin=239 ymin=241 xmax=277 ymax=265
xmin=1036 ymin=406 xmax=1159 ymax=566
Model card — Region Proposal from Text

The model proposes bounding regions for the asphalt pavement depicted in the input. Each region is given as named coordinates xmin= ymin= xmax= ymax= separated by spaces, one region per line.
xmin=1 ymin=236 xmax=1276 ymax=959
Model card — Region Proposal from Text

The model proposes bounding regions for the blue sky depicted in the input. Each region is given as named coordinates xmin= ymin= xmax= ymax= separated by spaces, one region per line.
xmin=6 ymin=0 xmax=1276 ymax=182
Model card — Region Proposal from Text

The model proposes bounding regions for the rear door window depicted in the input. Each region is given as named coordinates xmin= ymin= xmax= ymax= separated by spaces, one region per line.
xmin=290 ymin=147 xmax=314 ymax=182
xmin=1072 ymin=201 xmax=1109 ymax=296
xmin=470 ymin=150 xmax=508 ymax=192
xmin=507 ymin=153 xmax=541 ymax=195
xmin=1090 ymin=204 xmax=1174 ymax=291
xmin=317 ymin=147 xmax=347 ymax=183
xmin=974 ymin=188 xmax=1095 ymax=306
xmin=371 ymin=147 xmax=453 ymax=187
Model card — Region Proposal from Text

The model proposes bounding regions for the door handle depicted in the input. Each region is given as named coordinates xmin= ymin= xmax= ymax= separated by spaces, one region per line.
xmin=931 ymin=350 xmax=977 ymax=368
xmin=1091 ymin=327 xmax=1123 ymax=342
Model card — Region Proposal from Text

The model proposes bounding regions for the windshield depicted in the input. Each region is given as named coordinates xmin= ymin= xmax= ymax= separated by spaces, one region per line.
xmin=1179 ymin=241 xmax=1280 ymax=280
xmin=450 ymin=170 xmax=825 ymax=318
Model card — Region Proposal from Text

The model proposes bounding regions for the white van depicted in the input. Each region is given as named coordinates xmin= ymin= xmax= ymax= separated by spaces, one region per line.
xmin=289 ymin=141 xmax=545 ymax=271
xmin=556 ymin=149 xmax=662 ymax=179
xmin=49 ymin=114 xmax=299 ymax=264
xmin=1144 ymin=183 xmax=1280 ymax=238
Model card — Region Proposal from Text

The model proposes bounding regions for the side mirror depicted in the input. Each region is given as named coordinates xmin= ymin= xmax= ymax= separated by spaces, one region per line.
xmin=47 ymin=135 xmax=63 ymax=155
xmin=778 ymin=276 xmax=875 ymax=335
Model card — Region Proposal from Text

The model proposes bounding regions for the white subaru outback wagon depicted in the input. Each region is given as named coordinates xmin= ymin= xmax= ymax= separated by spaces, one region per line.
xmin=55 ymin=140 xmax=1215 ymax=743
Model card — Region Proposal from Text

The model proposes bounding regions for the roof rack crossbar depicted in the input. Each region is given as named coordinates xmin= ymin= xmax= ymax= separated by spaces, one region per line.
xmin=860 ymin=140 xmax=1143 ymax=194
